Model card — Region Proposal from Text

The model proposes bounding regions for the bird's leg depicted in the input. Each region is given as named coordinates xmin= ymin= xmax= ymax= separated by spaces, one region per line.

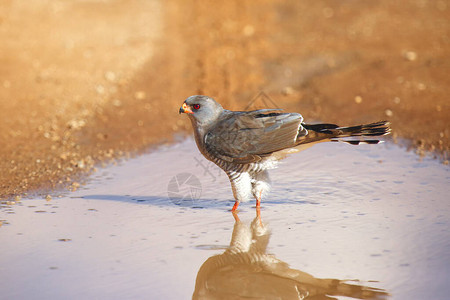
xmin=231 ymin=201 xmax=240 ymax=212
xmin=256 ymin=191 xmax=262 ymax=225
xmin=251 ymin=170 xmax=269 ymax=210
xmin=228 ymin=172 xmax=251 ymax=212
xmin=255 ymin=191 xmax=262 ymax=208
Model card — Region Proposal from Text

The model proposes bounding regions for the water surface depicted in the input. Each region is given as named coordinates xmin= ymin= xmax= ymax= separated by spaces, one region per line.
xmin=1 ymin=139 xmax=449 ymax=299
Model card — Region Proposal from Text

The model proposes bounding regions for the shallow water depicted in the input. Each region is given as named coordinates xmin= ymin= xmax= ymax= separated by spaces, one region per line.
xmin=1 ymin=139 xmax=449 ymax=299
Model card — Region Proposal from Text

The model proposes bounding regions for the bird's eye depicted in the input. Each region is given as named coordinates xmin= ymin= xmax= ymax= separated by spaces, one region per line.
xmin=193 ymin=104 xmax=201 ymax=110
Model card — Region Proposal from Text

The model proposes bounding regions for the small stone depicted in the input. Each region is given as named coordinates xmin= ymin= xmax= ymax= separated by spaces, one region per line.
xmin=96 ymin=85 xmax=105 ymax=95
xmin=105 ymin=71 xmax=116 ymax=82
xmin=393 ymin=97 xmax=401 ymax=104
xmin=282 ymin=86 xmax=295 ymax=95
xmin=385 ymin=109 xmax=393 ymax=117
xmin=76 ymin=160 xmax=85 ymax=169
xmin=67 ymin=119 xmax=86 ymax=130
xmin=354 ymin=96 xmax=363 ymax=104
xmin=403 ymin=51 xmax=417 ymax=61
xmin=243 ymin=25 xmax=255 ymax=36
xmin=112 ymin=99 xmax=122 ymax=107
xmin=46 ymin=195 xmax=52 ymax=201
xmin=134 ymin=91 xmax=146 ymax=100
xmin=71 ymin=182 xmax=80 ymax=191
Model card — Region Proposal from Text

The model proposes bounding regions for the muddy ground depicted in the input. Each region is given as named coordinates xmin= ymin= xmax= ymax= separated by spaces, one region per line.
xmin=0 ymin=0 xmax=449 ymax=199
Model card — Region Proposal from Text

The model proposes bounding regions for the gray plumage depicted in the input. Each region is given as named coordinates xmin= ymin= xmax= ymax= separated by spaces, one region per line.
xmin=179 ymin=95 xmax=390 ymax=210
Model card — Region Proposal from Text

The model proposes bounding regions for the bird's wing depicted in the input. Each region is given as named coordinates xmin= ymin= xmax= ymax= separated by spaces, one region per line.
xmin=205 ymin=109 xmax=307 ymax=163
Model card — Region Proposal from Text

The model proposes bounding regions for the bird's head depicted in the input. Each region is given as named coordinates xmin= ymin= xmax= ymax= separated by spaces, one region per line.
xmin=179 ymin=95 xmax=224 ymax=127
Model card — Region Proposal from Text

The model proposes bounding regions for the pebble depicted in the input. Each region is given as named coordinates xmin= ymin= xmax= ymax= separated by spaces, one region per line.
xmin=67 ymin=119 xmax=86 ymax=130
xmin=112 ymin=99 xmax=122 ymax=107
xmin=385 ymin=109 xmax=394 ymax=117
xmin=282 ymin=86 xmax=294 ymax=96
xmin=417 ymin=83 xmax=426 ymax=90
xmin=243 ymin=25 xmax=255 ymax=36
xmin=354 ymin=96 xmax=363 ymax=104
xmin=76 ymin=160 xmax=85 ymax=169
xmin=96 ymin=85 xmax=105 ymax=95
xmin=71 ymin=182 xmax=80 ymax=191
xmin=134 ymin=91 xmax=146 ymax=100
xmin=105 ymin=71 xmax=116 ymax=82
xmin=403 ymin=51 xmax=417 ymax=61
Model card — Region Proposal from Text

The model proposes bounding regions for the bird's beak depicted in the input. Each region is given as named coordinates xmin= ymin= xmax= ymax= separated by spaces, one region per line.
xmin=179 ymin=102 xmax=194 ymax=114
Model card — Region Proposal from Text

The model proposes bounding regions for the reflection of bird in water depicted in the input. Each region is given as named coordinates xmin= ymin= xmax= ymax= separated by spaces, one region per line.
xmin=193 ymin=210 xmax=388 ymax=300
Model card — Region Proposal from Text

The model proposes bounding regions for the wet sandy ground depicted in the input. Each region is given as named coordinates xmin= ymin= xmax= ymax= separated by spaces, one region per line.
xmin=1 ymin=139 xmax=449 ymax=299
xmin=1 ymin=0 xmax=449 ymax=199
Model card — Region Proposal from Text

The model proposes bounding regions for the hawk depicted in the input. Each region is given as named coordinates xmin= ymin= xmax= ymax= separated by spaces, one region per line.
xmin=179 ymin=95 xmax=390 ymax=211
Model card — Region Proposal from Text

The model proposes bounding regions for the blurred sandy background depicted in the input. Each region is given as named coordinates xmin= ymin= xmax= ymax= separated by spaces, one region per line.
xmin=0 ymin=0 xmax=448 ymax=199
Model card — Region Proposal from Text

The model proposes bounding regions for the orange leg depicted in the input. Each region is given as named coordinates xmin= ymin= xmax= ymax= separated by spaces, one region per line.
xmin=231 ymin=201 xmax=239 ymax=212
xmin=255 ymin=191 xmax=262 ymax=225
xmin=255 ymin=191 xmax=262 ymax=208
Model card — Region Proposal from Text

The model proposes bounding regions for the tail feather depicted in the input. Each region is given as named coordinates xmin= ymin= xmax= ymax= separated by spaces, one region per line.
xmin=300 ymin=121 xmax=390 ymax=145
xmin=336 ymin=121 xmax=390 ymax=137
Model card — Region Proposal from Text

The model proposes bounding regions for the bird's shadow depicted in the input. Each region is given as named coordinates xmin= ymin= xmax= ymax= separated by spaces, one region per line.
xmin=78 ymin=194 xmax=232 ymax=210
xmin=78 ymin=194 xmax=319 ymax=210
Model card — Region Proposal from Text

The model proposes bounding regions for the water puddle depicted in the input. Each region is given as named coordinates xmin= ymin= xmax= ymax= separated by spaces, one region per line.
xmin=1 ymin=139 xmax=449 ymax=299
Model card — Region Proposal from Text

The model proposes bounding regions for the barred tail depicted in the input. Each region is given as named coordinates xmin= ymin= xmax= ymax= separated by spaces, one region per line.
xmin=300 ymin=121 xmax=391 ymax=145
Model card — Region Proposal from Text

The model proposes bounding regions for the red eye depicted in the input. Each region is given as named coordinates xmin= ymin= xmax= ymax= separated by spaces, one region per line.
xmin=193 ymin=104 xmax=201 ymax=110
